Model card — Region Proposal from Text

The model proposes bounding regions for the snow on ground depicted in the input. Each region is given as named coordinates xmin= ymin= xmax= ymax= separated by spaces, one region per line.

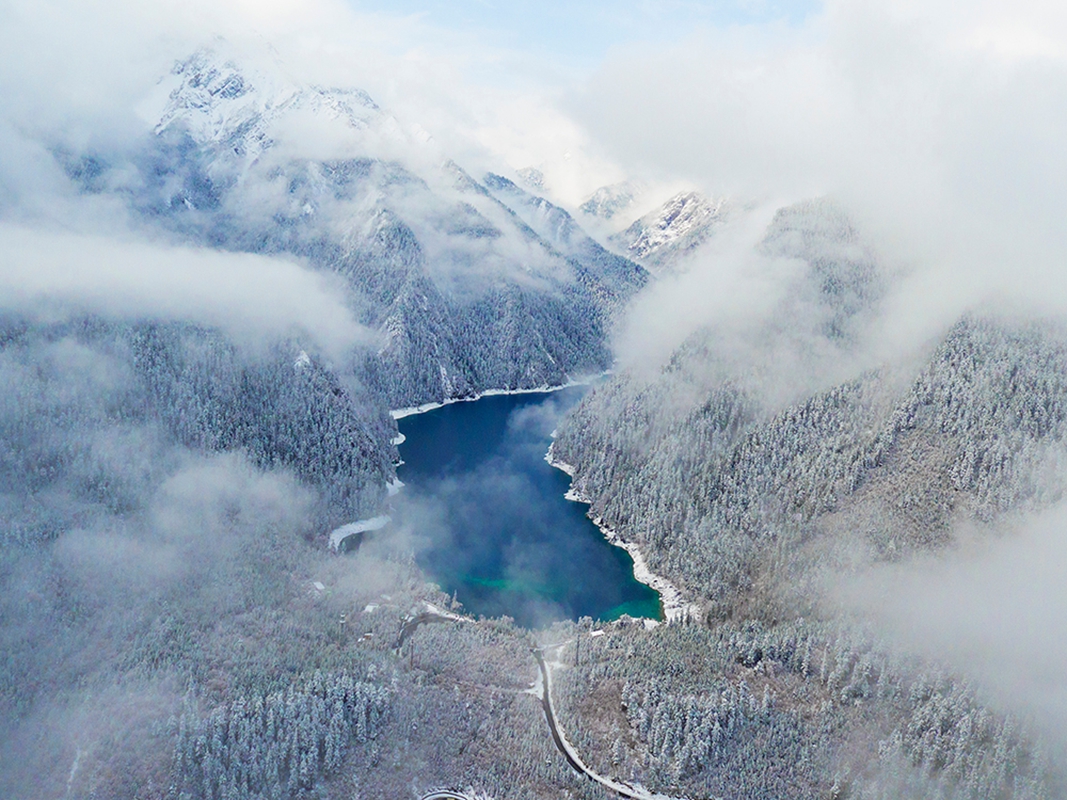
xmin=328 ymin=515 xmax=391 ymax=551
xmin=422 ymin=602 xmax=468 ymax=623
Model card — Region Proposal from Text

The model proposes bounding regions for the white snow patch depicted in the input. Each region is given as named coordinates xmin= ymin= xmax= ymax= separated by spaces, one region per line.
xmin=525 ymin=670 xmax=544 ymax=698
xmin=387 ymin=478 xmax=404 ymax=496
xmin=362 ymin=603 xmax=379 ymax=614
xmin=66 ymin=746 xmax=83 ymax=797
xmin=392 ymin=432 xmax=406 ymax=446
xmin=329 ymin=515 xmax=391 ymax=551
xmin=151 ymin=47 xmax=384 ymax=167
xmin=293 ymin=350 xmax=311 ymax=370
xmin=423 ymin=601 xmax=468 ymax=623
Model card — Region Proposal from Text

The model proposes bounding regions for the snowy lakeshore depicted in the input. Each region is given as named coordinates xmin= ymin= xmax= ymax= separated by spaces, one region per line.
xmin=546 ymin=443 xmax=699 ymax=624
xmin=389 ymin=374 xmax=605 ymax=420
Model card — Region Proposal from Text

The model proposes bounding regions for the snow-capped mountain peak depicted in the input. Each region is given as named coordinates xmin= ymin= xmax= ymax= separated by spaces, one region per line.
xmin=579 ymin=181 xmax=641 ymax=221
xmin=609 ymin=190 xmax=730 ymax=274
xmin=152 ymin=46 xmax=382 ymax=164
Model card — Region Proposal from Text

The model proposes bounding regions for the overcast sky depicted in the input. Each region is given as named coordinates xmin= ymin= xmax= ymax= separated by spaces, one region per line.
xmin=347 ymin=0 xmax=819 ymax=69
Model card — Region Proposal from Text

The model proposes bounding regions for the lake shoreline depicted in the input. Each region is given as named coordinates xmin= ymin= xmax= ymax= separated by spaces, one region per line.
xmin=389 ymin=373 xmax=607 ymax=420
xmin=545 ymin=443 xmax=699 ymax=624
xmin=391 ymin=380 xmax=663 ymax=627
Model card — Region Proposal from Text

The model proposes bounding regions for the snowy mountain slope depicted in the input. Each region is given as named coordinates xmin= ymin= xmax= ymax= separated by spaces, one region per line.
xmin=58 ymin=45 xmax=649 ymax=408
xmin=554 ymin=198 xmax=1065 ymax=619
xmin=482 ymin=172 xmax=648 ymax=307
xmin=609 ymin=191 xmax=730 ymax=274
xmin=553 ymin=199 xmax=892 ymax=605
xmin=579 ymin=181 xmax=640 ymax=221
xmin=150 ymin=47 xmax=387 ymax=172
xmin=557 ymin=312 xmax=1067 ymax=611
xmin=227 ymin=157 xmax=633 ymax=406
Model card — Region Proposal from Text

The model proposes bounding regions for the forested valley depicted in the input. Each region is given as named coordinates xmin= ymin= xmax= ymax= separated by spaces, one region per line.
xmin=3 ymin=21 xmax=1067 ymax=800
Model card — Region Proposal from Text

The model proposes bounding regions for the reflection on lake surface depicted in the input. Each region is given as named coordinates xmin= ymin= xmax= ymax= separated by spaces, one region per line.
xmin=395 ymin=388 xmax=662 ymax=628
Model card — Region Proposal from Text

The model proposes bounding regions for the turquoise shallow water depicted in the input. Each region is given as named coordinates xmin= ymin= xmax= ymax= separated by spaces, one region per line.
xmin=395 ymin=387 xmax=662 ymax=628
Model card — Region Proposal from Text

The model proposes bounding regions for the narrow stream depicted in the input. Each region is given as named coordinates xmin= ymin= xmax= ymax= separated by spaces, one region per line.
xmin=394 ymin=387 xmax=661 ymax=628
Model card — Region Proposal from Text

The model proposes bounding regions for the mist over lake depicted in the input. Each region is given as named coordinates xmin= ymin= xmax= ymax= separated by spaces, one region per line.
xmin=395 ymin=388 xmax=661 ymax=628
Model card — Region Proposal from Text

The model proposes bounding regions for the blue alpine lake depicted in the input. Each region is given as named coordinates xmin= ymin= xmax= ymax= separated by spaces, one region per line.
xmin=394 ymin=387 xmax=662 ymax=628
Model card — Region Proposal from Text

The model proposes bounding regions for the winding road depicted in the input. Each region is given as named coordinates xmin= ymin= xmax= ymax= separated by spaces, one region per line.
xmin=533 ymin=645 xmax=685 ymax=800
xmin=397 ymin=611 xmax=697 ymax=799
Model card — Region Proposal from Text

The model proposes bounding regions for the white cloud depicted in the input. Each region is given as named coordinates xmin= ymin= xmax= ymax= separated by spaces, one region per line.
xmin=836 ymin=503 xmax=1067 ymax=739
xmin=0 ymin=223 xmax=369 ymax=358
xmin=0 ymin=0 xmax=625 ymax=203
xmin=611 ymin=200 xmax=797 ymax=374
xmin=570 ymin=0 xmax=1067 ymax=364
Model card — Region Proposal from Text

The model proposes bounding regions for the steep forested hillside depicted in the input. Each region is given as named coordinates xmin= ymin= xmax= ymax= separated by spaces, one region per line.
xmin=0 ymin=317 xmax=391 ymax=545
xmin=556 ymin=305 xmax=1067 ymax=616
xmin=550 ymin=199 xmax=1067 ymax=797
